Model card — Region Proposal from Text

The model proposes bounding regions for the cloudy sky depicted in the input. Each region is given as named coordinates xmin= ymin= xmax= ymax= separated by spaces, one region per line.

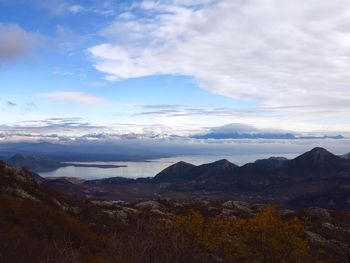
xmin=1 ymin=0 xmax=350 ymax=141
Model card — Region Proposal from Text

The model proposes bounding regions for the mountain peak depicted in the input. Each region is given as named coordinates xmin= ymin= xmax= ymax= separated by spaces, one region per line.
xmin=306 ymin=147 xmax=333 ymax=158
xmin=293 ymin=147 xmax=337 ymax=163
xmin=211 ymin=159 xmax=235 ymax=166
xmin=153 ymin=161 xmax=196 ymax=182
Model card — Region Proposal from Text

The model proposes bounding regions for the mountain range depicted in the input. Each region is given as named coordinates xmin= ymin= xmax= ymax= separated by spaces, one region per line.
xmin=192 ymin=132 xmax=345 ymax=140
xmin=2 ymin=147 xmax=350 ymax=209
xmin=39 ymin=147 xmax=350 ymax=210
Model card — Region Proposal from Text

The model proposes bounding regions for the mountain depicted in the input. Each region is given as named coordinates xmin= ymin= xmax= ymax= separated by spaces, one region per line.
xmin=285 ymin=147 xmax=350 ymax=178
xmin=192 ymin=132 xmax=297 ymax=139
xmin=0 ymin=141 xmax=172 ymax=162
xmin=153 ymin=161 xmax=197 ymax=182
xmin=7 ymin=153 xmax=61 ymax=172
xmin=23 ymin=147 xmax=350 ymax=209
xmin=192 ymin=132 xmax=345 ymax=140
xmin=153 ymin=159 xmax=239 ymax=183
xmin=254 ymin=156 xmax=288 ymax=168
xmin=154 ymin=147 xmax=350 ymax=182
xmin=340 ymin=152 xmax=350 ymax=159
xmin=290 ymin=147 xmax=341 ymax=164
xmin=149 ymin=147 xmax=350 ymax=208
xmin=191 ymin=123 xmax=346 ymax=140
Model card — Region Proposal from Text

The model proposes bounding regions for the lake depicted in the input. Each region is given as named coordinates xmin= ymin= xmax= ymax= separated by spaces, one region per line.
xmin=39 ymin=153 xmax=298 ymax=180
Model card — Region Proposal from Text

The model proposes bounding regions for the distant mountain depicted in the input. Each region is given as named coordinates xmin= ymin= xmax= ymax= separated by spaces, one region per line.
xmin=254 ymin=156 xmax=288 ymax=168
xmin=19 ymin=147 xmax=350 ymax=209
xmin=285 ymin=147 xmax=350 ymax=177
xmin=153 ymin=161 xmax=196 ymax=182
xmin=340 ymin=152 xmax=350 ymax=159
xmin=192 ymin=132 xmax=345 ymax=140
xmin=150 ymin=147 xmax=350 ymax=209
xmin=290 ymin=147 xmax=340 ymax=164
xmin=192 ymin=132 xmax=297 ymax=139
xmin=154 ymin=147 xmax=350 ymax=182
xmin=7 ymin=153 xmax=61 ymax=172
xmin=0 ymin=141 xmax=172 ymax=162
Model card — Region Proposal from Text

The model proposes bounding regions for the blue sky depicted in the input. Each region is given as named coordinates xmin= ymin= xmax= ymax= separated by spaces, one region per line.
xmin=1 ymin=0 xmax=350 ymax=142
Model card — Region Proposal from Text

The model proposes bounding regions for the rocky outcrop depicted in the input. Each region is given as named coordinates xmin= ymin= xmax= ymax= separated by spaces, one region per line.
xmin=135 ymin=200 xmax=163 ymax=211
xmin=306 ymin=207 xmax=331 ymax=221
xmin=222 ymin=200 xmax=253 ymax=215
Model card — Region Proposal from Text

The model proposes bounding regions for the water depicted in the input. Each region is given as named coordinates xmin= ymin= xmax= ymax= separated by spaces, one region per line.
xmin=39 ymin=153 xmax=298 ymax=180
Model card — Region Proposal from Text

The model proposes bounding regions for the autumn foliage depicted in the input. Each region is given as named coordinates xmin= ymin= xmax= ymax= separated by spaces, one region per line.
xmin=0 ymin=162 xmax=346 ymax=263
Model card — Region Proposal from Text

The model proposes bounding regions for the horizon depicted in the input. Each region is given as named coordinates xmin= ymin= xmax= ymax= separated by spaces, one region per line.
xmin=1 ymin=3 xmax=350 ymax=260
xmin=3 ymin=146 xmax=346 ymax=181
xmin=2 ymin=0 xmax=350 ymax=150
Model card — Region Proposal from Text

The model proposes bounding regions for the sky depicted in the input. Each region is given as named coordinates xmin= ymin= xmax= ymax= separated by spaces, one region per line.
xmin=1 ymin=0 xmax=350 ymax=143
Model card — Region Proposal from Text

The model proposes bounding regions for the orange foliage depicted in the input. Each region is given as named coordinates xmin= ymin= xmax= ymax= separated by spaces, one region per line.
xmin=172 ymin=206 xmax=310 ymax=263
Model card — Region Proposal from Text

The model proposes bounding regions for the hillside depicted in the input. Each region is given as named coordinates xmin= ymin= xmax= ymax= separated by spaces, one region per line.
xmin=0 ymin=161 xmax=350 ymax=262
xmin=7 ymin=153 xmax=61 ymax=172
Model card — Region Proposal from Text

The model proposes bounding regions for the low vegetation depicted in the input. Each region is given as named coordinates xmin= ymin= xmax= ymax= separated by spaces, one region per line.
xmin=0 ymin=161 xmax=350 ymax=263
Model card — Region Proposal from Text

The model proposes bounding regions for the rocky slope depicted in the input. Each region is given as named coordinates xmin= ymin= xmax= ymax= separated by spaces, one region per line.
xmin=0 ymin=161 xmax=350 ymax=262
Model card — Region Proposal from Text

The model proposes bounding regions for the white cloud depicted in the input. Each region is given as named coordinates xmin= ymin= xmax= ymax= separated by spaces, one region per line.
xmin=0 ymin=23 xmax=42 ymax=64
xmin=68 ymin=5 xmax=84 ymax=13
xmin=88 ymin=0 xmax=350 ymax=115
xmin=34 ymin=0 xmax=85 ymax=16
xmin=38 ymin=92 xmax=104 ymax=105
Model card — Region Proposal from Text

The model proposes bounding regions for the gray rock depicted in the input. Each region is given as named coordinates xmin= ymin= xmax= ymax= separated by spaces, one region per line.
xmin=221 ymin=208 xmax=234 ymax=216
xmin=122 ymin=207 xmax=140 ymax=214
xmin=321 ymin=222 xmax=350 ymax=235
xmin=306 ymin=207 xmax=331 ymax=221
xmin=150 ymin=209 xmax=165 ymax=216
xmin=135 ymin=200 xmax=162 ymax=211
xmin=222 ymin=201 xmax=252 ymax=214
xmin=305 ymin=231 xmax=349 ymax=251
xmin=115 ymin=210 xmax=128 ymax=220
xmin=207 ymin=207 xmax=219 ymax=212
xmin=305 ymin=231 xmax=329 ymax=245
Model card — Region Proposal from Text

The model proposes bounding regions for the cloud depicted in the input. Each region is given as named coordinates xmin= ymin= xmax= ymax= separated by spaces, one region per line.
xmin=38 ymin=91 xmax=105 ymax=105
xmin=52 ymin=70 xmax=75 ymax=76
xmin=0 ymin=23 xmax=42 ymax=64
xmin=0 ymin=117 xmax=107 ymax=142
xmin=68 ymin=4 xmax=84 ymax=13
xmin=32 ymin=0 xmax=120 ymax=17
xmin=88 ymin=0 xmax=350 ymax=115
xmin=33 ymin=0 xmax=84 ymax=16
xmin=6 ymin=101 xmax=16 ymax=107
